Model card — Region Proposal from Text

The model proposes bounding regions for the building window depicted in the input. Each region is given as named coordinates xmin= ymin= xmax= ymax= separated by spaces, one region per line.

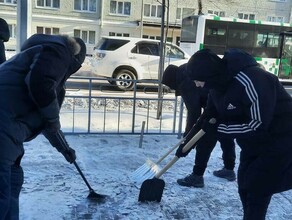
xmin=36 ymin=26 xmax=60 ymax=35
xmin=109 ymin=32 xmax=129 ymax=37
xmin=238 ymin=13 xmax=255 ymax=20
xmin=8 ymin=24 xmax=17 ymax=38
xmin=110 ymin=1 xmax=131 ymax=16
xmin=267 ymin=16 xmax=284 ymax=22
xmin=74 ymin=0 xmax=97 ymax=12
xmin=176 ymin=8 xmax=181 ymax=20
xmin=143 ymin=4 xmax=162 ymax=18
xmin=74 ymin=29 xmax=96 ymax=44
xmin=0 ymin=0 xmax=17 ymax=4
xmin=207 ymin=10 xmax=225 ymax=17
xmin=182 ymin=8 xmax=196 ymax=18
xmin=36 ymin=0 xmax=60 ymax=8
xmin=176 ymin=8 xmax=196 ymax=20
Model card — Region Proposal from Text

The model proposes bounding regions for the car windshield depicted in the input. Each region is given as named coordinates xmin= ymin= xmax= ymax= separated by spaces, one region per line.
xmin=95 ymin=38 xmax=130 ymax=51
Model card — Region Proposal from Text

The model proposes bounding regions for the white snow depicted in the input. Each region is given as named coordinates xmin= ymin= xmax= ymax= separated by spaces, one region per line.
xmin=19 ymin=134 xmax=292 ymax=220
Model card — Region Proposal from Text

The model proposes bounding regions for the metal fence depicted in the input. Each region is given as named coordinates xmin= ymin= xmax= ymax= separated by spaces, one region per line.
xmin=61 ymin=76 xmax=186 ymax=136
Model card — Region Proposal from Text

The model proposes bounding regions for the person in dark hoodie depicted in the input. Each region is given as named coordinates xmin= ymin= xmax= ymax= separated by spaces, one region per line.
xmin=162 ymin=64 xmax=236 ymax=187
xmin=0 ymin=34 xmax=87 ymax=219
xmin=180 ymin=48 xmax=292 ymax=220
xmin=0 ymin=17 xmax=10 ymax=64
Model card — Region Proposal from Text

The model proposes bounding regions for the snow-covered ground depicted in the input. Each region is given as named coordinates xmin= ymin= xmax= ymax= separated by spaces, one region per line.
xmin=19 ymin=134 xmax=292 ymax=220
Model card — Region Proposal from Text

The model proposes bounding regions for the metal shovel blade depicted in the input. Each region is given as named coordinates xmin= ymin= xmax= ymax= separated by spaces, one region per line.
xmin=130 ymin=159 xmax=160 ymax=183
xmin=138 ymin=178 xmax=165 ymax=202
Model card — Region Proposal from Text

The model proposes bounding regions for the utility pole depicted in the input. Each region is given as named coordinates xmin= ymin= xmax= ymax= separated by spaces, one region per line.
xmin=156 ymin=0 xmax=166 ymax=119
xmin=16 ymin=0 xmax=32 ymax=52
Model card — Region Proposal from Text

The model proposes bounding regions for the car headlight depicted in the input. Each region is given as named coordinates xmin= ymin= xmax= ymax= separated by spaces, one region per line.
xmin=95 ymin=52 xmax=106 ymax=60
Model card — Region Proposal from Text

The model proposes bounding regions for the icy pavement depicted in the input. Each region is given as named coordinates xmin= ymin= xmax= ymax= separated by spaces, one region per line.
xmin=19 ymin=135 xmax=292 ymax=220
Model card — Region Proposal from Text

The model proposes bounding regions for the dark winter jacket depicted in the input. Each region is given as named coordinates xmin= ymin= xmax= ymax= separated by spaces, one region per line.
xmin=193 ymin=48 xmax=292 ymax=195
xmin=0 ymin=34 xmax=82 ymax=144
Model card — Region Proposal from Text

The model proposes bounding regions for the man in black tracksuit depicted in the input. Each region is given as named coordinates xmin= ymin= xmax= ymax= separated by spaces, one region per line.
xmin=162 ymin=64 xmax=236 ymax=187
xmin=0 ymin=34 xmax=86 ymax=219
xmin=181 ymin=48 xmax=292 ymax=219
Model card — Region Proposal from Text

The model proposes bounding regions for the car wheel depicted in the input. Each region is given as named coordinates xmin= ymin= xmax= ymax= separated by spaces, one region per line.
xmin=114 ymin=69 xmax=136 ymax=91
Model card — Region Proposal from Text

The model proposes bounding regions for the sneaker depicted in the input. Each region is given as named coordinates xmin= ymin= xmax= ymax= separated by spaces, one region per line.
xmin=213 ymin=168 xmax=236 ymax=181
xmin=177 ymin=173 xmax=204 ymax=188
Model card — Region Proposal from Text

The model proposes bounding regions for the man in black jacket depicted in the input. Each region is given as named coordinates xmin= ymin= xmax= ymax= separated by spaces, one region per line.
xmin=0 ymin=34 xmax=86 ymax=219
xmin=162 ymin=64 xmax=236 ymax=187
xmin=182 ymin=48 xmax=292 ymax=219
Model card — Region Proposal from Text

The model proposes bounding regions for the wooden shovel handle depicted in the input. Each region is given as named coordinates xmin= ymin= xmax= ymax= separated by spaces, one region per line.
xmin=156 ymin=138 xmax=186 ymax=164
xmin=155 ymin=129 xmax=205 ymax=178
xmin=182 ymin=129 xmax=205 ymax=153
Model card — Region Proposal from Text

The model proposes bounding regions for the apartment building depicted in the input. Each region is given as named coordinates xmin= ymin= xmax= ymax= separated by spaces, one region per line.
xmin=0 ymin=0 xmax=291 ymax=54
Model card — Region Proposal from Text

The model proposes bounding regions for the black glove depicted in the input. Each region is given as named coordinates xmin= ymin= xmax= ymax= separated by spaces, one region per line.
xmin=60 ymin=147 xmax=76 ymax=164
xmin=176 ymin=120 xmax=202 ymax=157
xmin=43 ymin=130 xmax=76 ymax=163
xmin=175 ymin=141 xmax=195 ymax=157
xmin=201 ymin=118 xmax=218 ymax=134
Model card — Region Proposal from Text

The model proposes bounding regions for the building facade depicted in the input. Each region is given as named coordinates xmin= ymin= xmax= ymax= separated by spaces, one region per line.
xmin=0 ymin=0 xmax=291 ymax=54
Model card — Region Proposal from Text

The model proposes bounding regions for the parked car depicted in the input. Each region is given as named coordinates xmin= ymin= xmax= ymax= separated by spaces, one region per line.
xmin=90 ymin=36 xmax=190 ymax=90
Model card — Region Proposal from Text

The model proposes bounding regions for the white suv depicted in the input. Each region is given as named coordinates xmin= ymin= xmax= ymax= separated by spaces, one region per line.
xmin=90 ymin=36 xmax=190 ymax=90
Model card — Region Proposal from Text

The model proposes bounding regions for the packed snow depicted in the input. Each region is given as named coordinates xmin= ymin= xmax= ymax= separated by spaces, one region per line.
xmin=19 ymin=133 xmax=292 ymax=219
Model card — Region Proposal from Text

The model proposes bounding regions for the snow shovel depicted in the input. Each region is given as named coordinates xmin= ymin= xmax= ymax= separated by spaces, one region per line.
xmin=138 ymin=118 xmax=216 ymax=202
xmin=129 ymin=138 xmax=185 ymax=184
xmin=54 ymin=131 xmax=108 ymax=202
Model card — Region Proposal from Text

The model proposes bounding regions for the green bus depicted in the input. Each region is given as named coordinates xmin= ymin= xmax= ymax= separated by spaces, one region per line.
xmin=180 ymin=14 xmax=292 ymax=79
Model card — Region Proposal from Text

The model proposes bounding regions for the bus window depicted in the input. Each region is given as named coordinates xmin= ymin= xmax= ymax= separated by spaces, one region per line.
xmin=227 ymin=23 xmax=255 ymax=49
xmin=279 ymin=33 xmax=292 ymax=78
xmin=204 ymin=20 xmax=227 ymax=47
xmin=252 ymin=24 xmax=284 ymax=58
xmin=181 ymin=16 xmax=198 ymax=43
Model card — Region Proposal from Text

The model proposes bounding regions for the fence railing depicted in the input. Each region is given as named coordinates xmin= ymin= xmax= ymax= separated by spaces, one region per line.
xmin=61 ymin=76 xmax=186 ymax=136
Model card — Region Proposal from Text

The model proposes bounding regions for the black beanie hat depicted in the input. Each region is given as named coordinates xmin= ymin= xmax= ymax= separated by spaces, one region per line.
xmin=186 ymin=49 xmax=225 ymax=81
xmin=162 ymin=65 xmax=179 ymax=90
xmin=0 ymin=18 xmax=10 ymax=42
xmin=74 ymin=37 xmax=86 ymax=64
xmin=162 ymin=64 xmax=186 ymax=91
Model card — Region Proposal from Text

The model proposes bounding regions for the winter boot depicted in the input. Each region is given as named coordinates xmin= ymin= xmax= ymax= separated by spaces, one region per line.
xmin=177 ymin=173 xmax=204 ymax=188
xmin=213 ymin=168 xmax=236 ymax=181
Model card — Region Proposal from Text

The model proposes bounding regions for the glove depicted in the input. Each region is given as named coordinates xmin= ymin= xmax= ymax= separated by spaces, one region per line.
xmin=60 ymin=147 xmax=76 ymax=164
xmin=175 ymin=141 xmax=194 ymax=157
xmin=42 ymin=130 xmax=76 ymax=163
xmin=176 ymin=120 xmax=202 ymax=157
xmin=201 ymin=118 xmax=218 ymax=134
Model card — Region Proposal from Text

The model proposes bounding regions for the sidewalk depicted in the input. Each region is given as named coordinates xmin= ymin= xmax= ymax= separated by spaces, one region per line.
xmin=19 ymin=134 xmax=292 ymax=220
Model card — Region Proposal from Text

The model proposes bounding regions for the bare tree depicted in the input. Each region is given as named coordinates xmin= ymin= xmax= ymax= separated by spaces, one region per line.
xmin=198 ymin=0 xmax=203 ymax=15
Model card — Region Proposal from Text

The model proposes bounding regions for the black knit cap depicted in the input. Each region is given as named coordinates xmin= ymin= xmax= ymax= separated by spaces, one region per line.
xmin=162 ymin=65 xmax=179 ymax=90
xmin=162 ymin=64 xmax=187 ymax=91
xmin=186 ymin=48 xmax=225 ymax=82
xmin=74 ymin=37 xmax=86 ymax=64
